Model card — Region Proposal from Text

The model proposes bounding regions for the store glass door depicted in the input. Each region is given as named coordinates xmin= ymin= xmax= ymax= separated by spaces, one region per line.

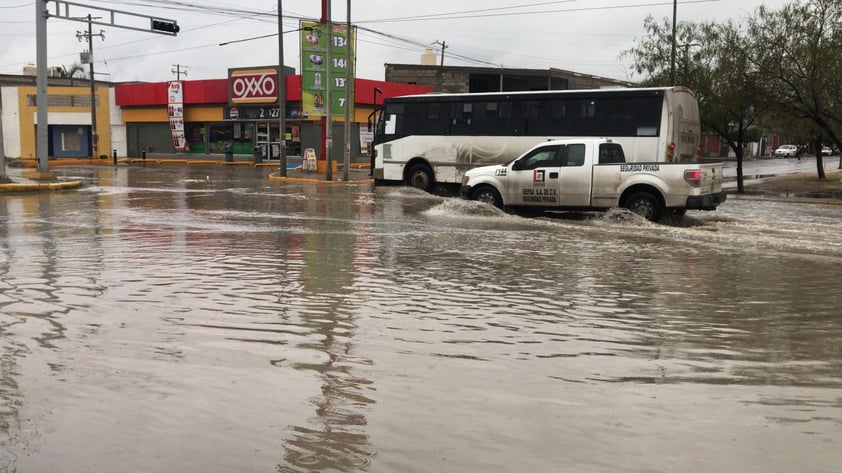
xmin=256 ymin=122 xmax=281 ymax=160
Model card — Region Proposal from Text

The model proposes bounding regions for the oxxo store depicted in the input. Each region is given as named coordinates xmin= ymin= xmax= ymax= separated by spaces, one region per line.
xmin=114 ymin=67 xmax=431 ymax=159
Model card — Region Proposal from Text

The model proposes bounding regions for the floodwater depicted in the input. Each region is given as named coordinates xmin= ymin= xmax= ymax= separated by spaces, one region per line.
xmin=1 ymin=165 xmax=840 ymax=473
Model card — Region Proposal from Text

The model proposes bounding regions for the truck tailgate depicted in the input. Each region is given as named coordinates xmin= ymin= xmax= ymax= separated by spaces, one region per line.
xmin=700 ymin=163 xmax=723 ymax=193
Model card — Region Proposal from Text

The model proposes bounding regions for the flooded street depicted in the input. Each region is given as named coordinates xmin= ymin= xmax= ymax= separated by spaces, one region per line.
xmin=1 ymin=165 xmax=840 ymax=472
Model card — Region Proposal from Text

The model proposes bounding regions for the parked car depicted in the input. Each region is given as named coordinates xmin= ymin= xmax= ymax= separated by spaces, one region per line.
xmin=821 ymin=146 xmax=832 ymax=156
xmin=774 ymin=145 xmax=798 ymax=157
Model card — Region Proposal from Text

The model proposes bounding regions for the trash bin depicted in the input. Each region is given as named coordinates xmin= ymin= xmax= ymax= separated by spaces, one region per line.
xmin=224 ymin=144 xmax=233 ymax=163
xmin=253 ymin=146 xmax=263 ymax=164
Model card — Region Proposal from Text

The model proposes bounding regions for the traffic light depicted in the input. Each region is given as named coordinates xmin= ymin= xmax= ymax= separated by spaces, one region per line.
xmin=151 ymin=19 xmax=180 ymax=35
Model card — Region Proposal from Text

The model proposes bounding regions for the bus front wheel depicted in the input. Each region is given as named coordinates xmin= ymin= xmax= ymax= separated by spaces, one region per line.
xmin=406 ymin=163 xmax=434 ymax=192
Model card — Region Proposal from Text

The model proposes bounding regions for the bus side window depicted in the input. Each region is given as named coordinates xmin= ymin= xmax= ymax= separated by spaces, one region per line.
xmin=450 ymin=102 xmax=475 ymax=135
xmin=510 ymin=101 xmax=528 ymax=135
xmin=525 ymin=101 xmax=549 ymax=135
xmin=428 ymin=103 xmax=440 ymax=120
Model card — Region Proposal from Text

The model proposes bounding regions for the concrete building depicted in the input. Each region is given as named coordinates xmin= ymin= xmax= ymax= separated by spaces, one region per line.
xmin=384 ymin=64 xmax=632 ymax=94
xmin=0 ymin=73 xmax=112 ymax=160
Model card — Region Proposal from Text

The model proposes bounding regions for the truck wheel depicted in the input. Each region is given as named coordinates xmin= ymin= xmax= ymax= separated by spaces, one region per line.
xmin=406 ymin=163 xmax=434 ymax=192
xmin=472 ymin=186 xmax=503 ymax=209
xmin=623 ymin=192 xmax=663 ymax=222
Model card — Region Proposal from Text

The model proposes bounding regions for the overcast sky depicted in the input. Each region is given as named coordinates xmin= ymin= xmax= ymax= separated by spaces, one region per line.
xmin=0 ymin=0 xmax=793 ymax=84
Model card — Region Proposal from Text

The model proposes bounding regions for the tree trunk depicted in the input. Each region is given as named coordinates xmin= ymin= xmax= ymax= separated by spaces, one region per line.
xmin=813 ymin=137 xmax=826 ymax=179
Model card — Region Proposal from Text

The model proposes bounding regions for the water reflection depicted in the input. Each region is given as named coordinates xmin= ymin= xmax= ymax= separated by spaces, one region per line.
xmin=0 ymin=189 xmax=109 ymax=468
xmin=274 ymin=185 xmax=376 ymax=472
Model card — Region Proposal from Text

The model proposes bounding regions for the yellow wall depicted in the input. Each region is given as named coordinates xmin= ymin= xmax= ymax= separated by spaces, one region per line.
xmin=119 ymin=105 xmax=371 ymax=123
xmin=121 ymin=106 xmax=222 ymax=123
xmin=18 ymin=85 xmax=111 ymax=159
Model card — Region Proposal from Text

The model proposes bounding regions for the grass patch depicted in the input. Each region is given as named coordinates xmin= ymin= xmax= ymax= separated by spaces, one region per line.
xmin=746 ymin=169 xmax=842 ymax=195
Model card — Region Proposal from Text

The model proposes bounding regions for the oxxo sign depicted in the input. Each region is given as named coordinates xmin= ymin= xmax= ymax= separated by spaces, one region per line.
xmin=228 ymin=67 xmax=279 ymax=105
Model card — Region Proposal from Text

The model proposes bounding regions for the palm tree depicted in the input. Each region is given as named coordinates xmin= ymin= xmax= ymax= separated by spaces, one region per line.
xmin=55 ymin=63 xmax=88 ymax=81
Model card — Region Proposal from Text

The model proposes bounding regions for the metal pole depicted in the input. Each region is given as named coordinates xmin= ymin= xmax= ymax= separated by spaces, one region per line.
xmin=370 ymin=87 xmax=381 ymax=177
xmin=325 ymin=0 xmax=333 ymax=180
xmin=0 ymin=98 xmax=6 ymax=180
xmin=342 ymin=0 xmax=351 ymax=181
xmin=671 ymin=0 xmax=677 ymax=85
xmin=278 ymin=0 xmax=287 ymax=176
xmin=35 ymin=0 xmax=49 ymax=172
xmin=88 ymin=14 xmax=98 ymax=158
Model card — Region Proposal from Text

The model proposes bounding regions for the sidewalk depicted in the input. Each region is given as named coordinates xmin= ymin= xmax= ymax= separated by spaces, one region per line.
xmin=1 ymin=155 xmax=373 ymax=192
xmin=268 ymin=162 xmax=374 ymax=183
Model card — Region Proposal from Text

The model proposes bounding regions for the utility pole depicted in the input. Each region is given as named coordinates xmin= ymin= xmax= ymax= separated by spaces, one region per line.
xmin=342 ymin=0 xmax=351 ymax=181
xmin=171 ymin=64 xmax=189 ymax=80
xmin=433 ymin=40 xmax=448 ymax=67
xmin=324 ymin=0 xmax=333 ymax=180
xmin=670 ymin=0 xmax=677 ymax=85
xmin=76 ymin=14 xmax=104 ymax=158
xmin=278 ymin=0 xmax=287 ymax=177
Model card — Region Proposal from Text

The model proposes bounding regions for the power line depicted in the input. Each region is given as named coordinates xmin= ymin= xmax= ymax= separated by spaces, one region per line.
xmin=0 ymin=2 xmax=33 ymax=9
xmin=357 ymin=0 xmax=576 ymax=23
xmin=356 ymin=0 xmax=719 ymax=23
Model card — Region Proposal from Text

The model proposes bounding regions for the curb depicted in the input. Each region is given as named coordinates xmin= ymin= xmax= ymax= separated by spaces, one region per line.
xmin=267 ymin=172 xmax=373 ymax=184
xmin=0 ymin=180 xmax=83 ymax=192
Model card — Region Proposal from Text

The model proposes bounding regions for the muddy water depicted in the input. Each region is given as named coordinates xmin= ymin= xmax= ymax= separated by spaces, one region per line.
xmin=0 ymin=165 xmax=840 ymax=472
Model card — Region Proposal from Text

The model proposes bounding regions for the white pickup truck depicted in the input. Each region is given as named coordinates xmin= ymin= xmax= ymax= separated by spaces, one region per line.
xmin=460 ymin=139 xmax=726 ymax=221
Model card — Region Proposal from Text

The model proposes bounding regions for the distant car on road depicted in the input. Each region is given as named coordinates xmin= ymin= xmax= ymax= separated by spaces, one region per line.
xmin=774 ymin=145 xmax=798 ymax=157
xmin=821 ymin=146 xmax=832 ymax=156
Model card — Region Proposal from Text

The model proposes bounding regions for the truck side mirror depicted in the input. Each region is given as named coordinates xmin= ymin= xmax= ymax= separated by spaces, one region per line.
xmin=512 ymin=160 xmax=523 ymax=171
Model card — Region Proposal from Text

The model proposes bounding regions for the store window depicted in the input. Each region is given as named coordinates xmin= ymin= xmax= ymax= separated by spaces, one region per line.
xmin=208 ymin=124 xmax=232 ymax=154
xmin=231 ymin=123 xmax=254 ymax=154
xmin=186 ymin=124 xmax=204 ymax=153
xmin=186 ymin=123 xmax=254 ymax=154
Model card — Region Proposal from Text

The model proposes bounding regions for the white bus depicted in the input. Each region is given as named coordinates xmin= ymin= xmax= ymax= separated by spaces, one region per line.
xmin=372 ymin=86 xmax=701 ymax=192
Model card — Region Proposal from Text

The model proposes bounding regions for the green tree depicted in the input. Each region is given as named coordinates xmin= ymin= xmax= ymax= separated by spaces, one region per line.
xmin=749 ymin=0 xmax=842 ymax=176
xmin=624 ymin=16 xmax=766 ymax=193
